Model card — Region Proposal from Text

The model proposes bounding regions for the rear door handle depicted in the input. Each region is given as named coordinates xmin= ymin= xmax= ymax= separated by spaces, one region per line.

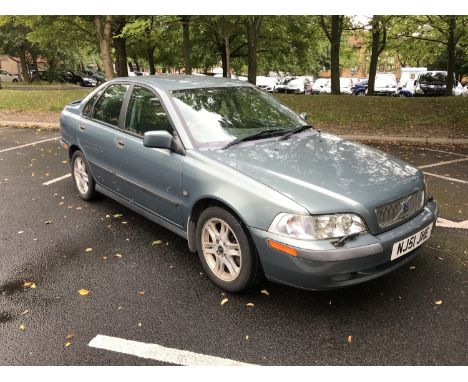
xmin=79 ymin=125 xmax=86 ymax=131
xmin=116 ymin=138 xmax=125 ymax=148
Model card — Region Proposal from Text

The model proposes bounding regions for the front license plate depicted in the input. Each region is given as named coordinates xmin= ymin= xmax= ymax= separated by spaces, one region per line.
xmin=391 ymin=223 xmax=433 ymax=261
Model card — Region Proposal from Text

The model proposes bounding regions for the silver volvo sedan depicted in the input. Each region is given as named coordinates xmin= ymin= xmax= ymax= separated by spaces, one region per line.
xmin=60 ymin=75 xmax=438 ymax=292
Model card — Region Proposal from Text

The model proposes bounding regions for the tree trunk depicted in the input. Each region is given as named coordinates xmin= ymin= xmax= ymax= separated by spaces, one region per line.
xmin=181 ymin=16 xmax=192 ymax=75
xmin=247 ymin=16 xmax=262 ymax=85
xmin=367 ymin=19 xmax=381 ymax=96
xmin=113 ymin=16 xmax=128 ymax=77
xmin=147 ymin=44 xmax=156 ymax=75
xmin=94 ymin=16 xmax=115 ymax=80
xmin=221 ymin=44 xmax=227 ymax=77
xmin=329 ymin=16 xmax=343 ymax=95
xmin=18 ymin=45 xmax=31 ymax=83
xmin=225 ymin=37 xmax=231 ymax=78
xmin=114 ymin=37 xmax=128 ymax=77
xmin=445 ymin=16 xmax=456 ymax=96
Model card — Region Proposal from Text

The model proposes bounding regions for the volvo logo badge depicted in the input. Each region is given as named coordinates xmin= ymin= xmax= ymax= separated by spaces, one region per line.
xmin=401 ymin=201 xmax=409 ymax=213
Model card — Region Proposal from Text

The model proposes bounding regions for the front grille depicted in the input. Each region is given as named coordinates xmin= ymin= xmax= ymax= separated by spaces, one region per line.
xmin=375 ymin=189 xmax=425 ymax=229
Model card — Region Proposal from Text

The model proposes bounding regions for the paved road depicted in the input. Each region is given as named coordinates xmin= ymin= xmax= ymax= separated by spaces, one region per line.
xmin=0 ymin=127 xmax=467 ymax=365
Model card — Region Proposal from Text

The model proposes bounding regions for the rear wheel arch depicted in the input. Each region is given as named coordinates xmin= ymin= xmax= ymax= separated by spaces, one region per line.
xmin=68 ymin=144 xmax=81 ymax=159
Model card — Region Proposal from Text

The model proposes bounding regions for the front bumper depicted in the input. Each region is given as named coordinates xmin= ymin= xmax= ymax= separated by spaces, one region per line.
xmin=249 ymin=200 xmax=438 ymax=290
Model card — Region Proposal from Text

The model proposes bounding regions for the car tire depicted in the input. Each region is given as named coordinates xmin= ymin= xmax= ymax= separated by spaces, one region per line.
xmin=399 ymin=92 xmax=407 ymax=97
xmin=71 ymin=150 xmax=96 ymax=201
xmin=196 ymin=206 xmax=263 ymax=292
xmin=12 ymin=78 xmax=18 ymax=83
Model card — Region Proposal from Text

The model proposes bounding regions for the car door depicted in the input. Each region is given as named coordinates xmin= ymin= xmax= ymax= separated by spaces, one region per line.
xmin=78 ymin=83 xmax=129 ymax=192
xmin=113 ymin=85 xmax=185 ymax=227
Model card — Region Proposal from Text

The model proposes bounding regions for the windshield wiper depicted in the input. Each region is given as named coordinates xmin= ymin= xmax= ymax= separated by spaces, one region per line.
xmin=278 ymin=125 xmax=313 ymax=141
xmin=222 ymin=128 xmax=286 ymax=149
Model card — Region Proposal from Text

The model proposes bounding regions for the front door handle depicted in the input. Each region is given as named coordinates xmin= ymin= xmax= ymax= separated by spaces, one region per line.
xmin=116 ymin=138 xmax=125 ymax=148
xmin=79 ymin=125 xmax=86 ymax=131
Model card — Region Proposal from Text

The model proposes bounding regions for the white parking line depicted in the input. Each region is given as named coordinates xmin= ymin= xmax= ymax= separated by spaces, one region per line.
xmin=0 ymin=136 xmax=60 ymax=153
xmin=423 ymin=171 xmax=468 ymax=185
xmin=418 ymin=157 xmax=468 ymax=169
xmin=437 ymin=218 xmax=468 ymax=229
xmin=42 ymin=173 xmax=71 ymax=186
xmin=88 ymin=334 xmax=256 ymax=366
xmin=419 ymin=147 xmax=468 ymax=158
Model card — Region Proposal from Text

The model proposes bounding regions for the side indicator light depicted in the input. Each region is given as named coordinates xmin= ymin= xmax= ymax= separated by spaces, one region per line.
xmin=62 ymin=143 xmax=69 ymax=150
xmin=267 ymin=240 xmax=298 ymax=257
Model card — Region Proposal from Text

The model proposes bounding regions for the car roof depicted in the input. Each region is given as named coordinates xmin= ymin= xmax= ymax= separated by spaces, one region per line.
xmin=112 ymin=74 xmax=253 ymax=92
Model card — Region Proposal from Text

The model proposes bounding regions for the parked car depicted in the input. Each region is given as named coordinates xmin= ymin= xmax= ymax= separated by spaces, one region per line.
xmin=339 ymin=77 xmax=353 ymax=95
xmin=414 ymin=71 xmax=447 ymax=96
xmin=282 ymin=76 xmax=313 ymax=94
xmin=453 ymin=82 xmax=464 ymax=96
xmin=395 ymin=80 xmax=415 ymax=97
xmin=65 ymin=71 xmax=97 ymax=87
xmin=85 ymin=70 xmax=106 ymax=85
xmin=0 ymin=69 xmax=19 ymax=83
xmin=352 ymin=79 xmax=368 ymax=96
xmin=311 ymin=78 xmax=331 ymax=94
xmin=256 ymin=76 xmax=278 ymax=92
xmin=60 ymin=75 xmax=438 ymax=292
xmin=276 ymin=76 xmax=296 ymax=93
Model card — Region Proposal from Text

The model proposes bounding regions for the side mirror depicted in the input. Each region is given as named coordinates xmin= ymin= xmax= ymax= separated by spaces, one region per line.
xmin=143 ymin=130 xmax=173 ymax=149
xmin=299 ymin=112 xmax=308 ymax=121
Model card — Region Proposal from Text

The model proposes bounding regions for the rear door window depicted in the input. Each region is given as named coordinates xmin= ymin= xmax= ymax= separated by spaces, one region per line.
xmin=91 ymin=84 xmax=129 ymax=127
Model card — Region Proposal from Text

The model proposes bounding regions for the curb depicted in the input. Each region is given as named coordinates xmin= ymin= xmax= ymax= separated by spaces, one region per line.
xmin=1 ymin=121 xmax=467 ymax=146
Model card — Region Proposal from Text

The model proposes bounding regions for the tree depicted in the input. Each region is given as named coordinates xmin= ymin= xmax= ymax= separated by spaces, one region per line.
xmin=246 ymin=16 xmax=262 ymax=85
xmin=394 ymin=16 xmax=468 ymax=95
xmin=113 ymin=16 xmax=128 ymax=77
xmin=180 ymin=16 xmax=192 ymax=74
xmin=0 ymin=16 xmax=36 ymax=82
xmin=367 ymin=16 xmax=391 ymax=96
xmin=320 ymin=16 xmax=345 ymax=95
xmin=94 ymin=16 xmax=115 ymax=79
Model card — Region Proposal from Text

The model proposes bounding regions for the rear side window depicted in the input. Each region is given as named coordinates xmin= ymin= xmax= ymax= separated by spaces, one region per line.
xmin=92 ymin=84 xmax=129 ymax=127
xmin=82 ymin=89 xmax=103 ymax=117
xmin=124 ymin=86 xmax=173 ymax=136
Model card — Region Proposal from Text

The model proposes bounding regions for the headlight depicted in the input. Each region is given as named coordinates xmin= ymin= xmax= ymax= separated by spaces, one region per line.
xmin=269 ymin=213 xmax=367 ymax=240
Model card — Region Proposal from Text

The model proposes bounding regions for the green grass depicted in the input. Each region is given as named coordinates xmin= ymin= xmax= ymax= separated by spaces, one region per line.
xmin=276 ymin=94 xmax=468 ymax=138
xmin=0 ymin=89 xmax=92 ymax=112
xmin=0 ymin=88 xmax=466 ymax=138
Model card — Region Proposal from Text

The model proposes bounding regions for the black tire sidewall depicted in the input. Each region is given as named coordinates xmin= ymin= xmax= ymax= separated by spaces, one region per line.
xmin=196 ymin=206 xmax=258 ymax=293
xmin=71 ymin=150 xmax=95 ymax=201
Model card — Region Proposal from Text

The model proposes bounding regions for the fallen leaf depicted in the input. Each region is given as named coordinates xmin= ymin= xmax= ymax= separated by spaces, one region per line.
xmin=113 ymin=213 xmax=123 ymax=218
xmin=114 ymin=253 xmax=122 ymax=258
xmin=260 ymin=289 xmax=270 ymax=296
xmin=221 ymin=298 xmax=229 ymax=306
xmin=59 ymin=202 xmax=65 ymax=206
xmin=64 ymin=342 xmax=72 ymax=347
xmin=102 ymin=256 xmax=107 ymax=260
xmin=18 ymin=231 xmax=24 ymax=234
xmin=66 ymin=333 xmax=75 ymax=340
xmin=20 ymin=310 xmax=29 ymax=316
xmin=23 ymin=281 xmax=32 ymax=287
xmin=410 ymin=266 xmax=416 ymax=270
xmin=138 ymin=322 xmax=142 ymax=327
xmin=19 ymin=324 xmax=25 ymax=331
xmin=62 ymin=160 xmax=67 ymax=164
xmin=30 ymin=283 xmax=37 ymax=289
xmin=245 ymin=335 xmax=250 ymax=340
xmin=151 ymin=240 xmax=163 ymax=246
xmin=121 ymin=221 xmax=128 ymax=224
xmin=435 ymin=300 xmax=443 ymax=305
xmin=85 ymin=248 xmax=93 ymax=253
xmin=105 ymin=215 xmax=110 ymax=218
xmin=137 ymin=291 xmax=145 ymax=296
xmin=78 ymin=289 xmax=90 ymax=296
xmin=44 ymin=220 xmax=52 ymax=225
xmin=246 ymin=303 xmax=255 ymax=308
xmin=76 ymin=207 xmax=82 ymax=210
xmin=347 ymin=335 xmax=352 ymax=344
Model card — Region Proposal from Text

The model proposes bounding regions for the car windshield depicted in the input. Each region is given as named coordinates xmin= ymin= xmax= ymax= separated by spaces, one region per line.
xmin=75 ymin=71 xmax=86 ymax=76
xmin=171 ymin=86 xmax=306 ymax=146
xmin=419 ymin=73 xmax=446 ymax=85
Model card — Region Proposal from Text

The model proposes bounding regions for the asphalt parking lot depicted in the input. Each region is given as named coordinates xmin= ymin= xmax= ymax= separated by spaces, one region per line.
xmin=0 ymin=126 xmax=467 ymax=365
